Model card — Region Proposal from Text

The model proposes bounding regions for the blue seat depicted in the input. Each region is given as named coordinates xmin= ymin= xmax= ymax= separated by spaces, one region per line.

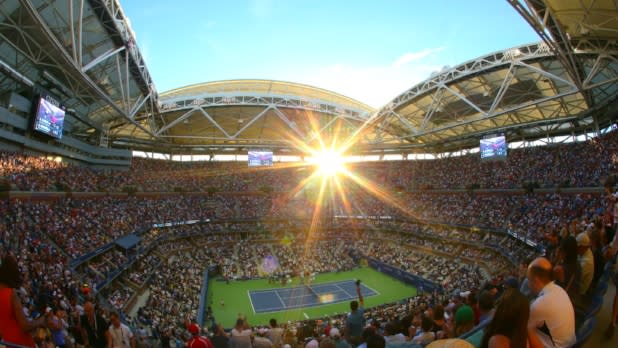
xmin=593 ymin=279 xmax=608 ymax=297
xmin=583 ymin=295 xmax=603 ymax=320
xmin=573 ymin=317 xmax=596 ymax=348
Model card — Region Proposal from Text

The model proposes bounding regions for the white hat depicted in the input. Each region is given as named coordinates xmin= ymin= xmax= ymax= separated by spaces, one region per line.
xmin=329 ymin=328 xmax=340 ymax=338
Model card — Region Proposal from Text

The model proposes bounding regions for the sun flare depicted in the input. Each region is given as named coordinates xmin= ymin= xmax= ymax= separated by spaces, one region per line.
xmin=311 ymin=150 xmax=345 ymax=177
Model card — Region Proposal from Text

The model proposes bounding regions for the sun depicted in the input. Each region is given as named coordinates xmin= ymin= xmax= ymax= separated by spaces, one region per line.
xmin=311 ymin=149 xmax=345 ymax=177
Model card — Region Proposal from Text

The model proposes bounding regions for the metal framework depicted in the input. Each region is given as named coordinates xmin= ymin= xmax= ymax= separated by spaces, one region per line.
xmin=0 ymin=0 xmax=159 ymax=141
xmin=118 ymin=81 xmax=375 ymax=151
xmin=370 ymin=41 xmax=618 ymax=151
xmin=1 ymin=0 xmax=617 ymax=156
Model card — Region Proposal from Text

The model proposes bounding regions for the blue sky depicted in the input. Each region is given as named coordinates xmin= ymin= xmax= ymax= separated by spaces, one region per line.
xmin=122 ymin=0 xmax=539 ymax=108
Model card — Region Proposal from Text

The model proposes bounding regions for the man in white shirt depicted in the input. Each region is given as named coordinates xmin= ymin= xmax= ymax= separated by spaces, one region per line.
xmin=108 ymin=312 xmax=135 ymax=348
xmin=526 ymin=257 xmax=576 ymax=348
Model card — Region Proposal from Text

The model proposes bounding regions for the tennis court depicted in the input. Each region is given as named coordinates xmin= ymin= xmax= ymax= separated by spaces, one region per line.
xmin=248 ymin=279 xmax=378 ymax=313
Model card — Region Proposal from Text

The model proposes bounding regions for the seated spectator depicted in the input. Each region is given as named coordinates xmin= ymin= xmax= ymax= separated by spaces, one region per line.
xmin=526 ymin=257 xmax=575 ymax=348
xmin=477 ymin=291 xmax=495 ymax=325
xmin=410 ymin=316 xmax=436 ymax=346
xmin=480 ymin=289 xmax=536 ymax=348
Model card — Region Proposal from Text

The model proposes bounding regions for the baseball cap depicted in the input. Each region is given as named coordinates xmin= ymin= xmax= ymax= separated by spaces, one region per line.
xmin=455 ymin=305 xmax=474 ymax=325
xmin=188 ymin=324 xmax=200 ymax=335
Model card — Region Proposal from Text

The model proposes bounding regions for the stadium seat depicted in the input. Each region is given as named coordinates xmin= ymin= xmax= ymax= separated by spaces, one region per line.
xmin=573 ymin=317 xmax=596 ymax=348
xmin=585 ymin=295 xmax=603 ymax=319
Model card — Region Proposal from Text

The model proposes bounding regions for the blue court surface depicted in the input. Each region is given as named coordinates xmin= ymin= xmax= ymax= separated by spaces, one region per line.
xmin=248 ymin=279 xmax=378 ymax=313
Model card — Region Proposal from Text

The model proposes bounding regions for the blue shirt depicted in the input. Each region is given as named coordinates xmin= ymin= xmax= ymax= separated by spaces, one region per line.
xmin=346 ymin=307 xmax=365 ymax=337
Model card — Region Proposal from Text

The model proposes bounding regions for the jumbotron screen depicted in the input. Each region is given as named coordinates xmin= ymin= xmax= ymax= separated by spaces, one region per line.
xmin=32 ymin=95 xmax=65 ymax=139
xmin=480 ymin=135 xmax=507 ymax=159
xmin=248 ymin=151 xmax=273 ymax=167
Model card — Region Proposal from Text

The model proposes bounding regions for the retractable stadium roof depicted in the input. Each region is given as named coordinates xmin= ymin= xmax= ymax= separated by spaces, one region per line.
xmin=0 ymin=0 xmax=617 ymax=156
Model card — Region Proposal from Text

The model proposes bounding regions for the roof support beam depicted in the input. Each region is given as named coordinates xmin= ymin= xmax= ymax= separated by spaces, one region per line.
xmin=441 ymin=83 xmax=488 ymax=116
xmin=155 ymin=108 xmax=196 ymax=136
xmin=272 ymin=107 xmax=307 ymax=140
xmin=82 ymin=46 xmax=125 ymax=73
xmin=197 ymin=107 xmax=232 ymax=139
xmin=231 ymin=106 xmax=272 ymax=139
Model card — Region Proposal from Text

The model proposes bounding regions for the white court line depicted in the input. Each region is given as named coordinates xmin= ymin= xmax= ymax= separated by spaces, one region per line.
xmin=303 ymin=313 xmax=309 ymax=319
xmin=273 ymin=288 xmax=287 ymax=308
xmin=335 ymin=284 xmax=353 ymax=298
xmin=247 ymin=289 xmax=256 ymax=314
xmin=361 ymin=283 xmax=381 ymax=296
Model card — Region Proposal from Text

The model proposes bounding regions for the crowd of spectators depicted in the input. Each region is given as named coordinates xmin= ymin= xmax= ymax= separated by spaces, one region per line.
xmin=1 ymin=127 xmax=616 ymax=193
xmin=0 ymin=128 xmax=616 ymax=348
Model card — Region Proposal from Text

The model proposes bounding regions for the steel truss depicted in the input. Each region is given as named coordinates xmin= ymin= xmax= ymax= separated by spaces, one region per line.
xmin=370 ymin=41 xmax=618 ymax=148
xmin=147 ymin=92 xmax=372 ymax=147
xmin=0 ymin=0 xmax=159 ymax=141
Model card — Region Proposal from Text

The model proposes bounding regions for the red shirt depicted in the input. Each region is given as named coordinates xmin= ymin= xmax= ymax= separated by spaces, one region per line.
xmin=187 ymin=336 xmax=214 ymax=348
xmin=0 ymin=287 xmax=36 ymax=348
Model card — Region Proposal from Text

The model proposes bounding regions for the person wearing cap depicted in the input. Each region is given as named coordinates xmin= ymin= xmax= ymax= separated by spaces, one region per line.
xmin=526 ymin=257 xmax=576 ymax=348
xmin=453 ymin=305 xmax=474 ymax=337
xmin=576 ymin=232 xmax=594 ymax=295
xmin=186 ymin=322 xmax=214 ymax=348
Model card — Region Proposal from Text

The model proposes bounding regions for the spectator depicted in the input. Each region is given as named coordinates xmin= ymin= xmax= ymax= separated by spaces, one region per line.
xmin=81 ymin=302 xmax=109 ymax=348
xmin=186 ymin=323 xmax=214 ymax=348
xmin=211 ymin=325 xmax=229 ymax=348
xmin=329 ymin=328 xmax=350 ymax=348
xmin=269 ymin=319 xmax=284 ymax=348
xmin=526 ymin=257 xmax=575 ymax=348
xmin=480 ymin=289 xmax=537 ymax=348
xmin=345 ymin=281 xmax=365 ymax=346
xmin=575 ymin=233 xmax=594 ymax=296
xmin=411 ymin=315 xmax=436 ymax=346
xmin=108 ymin=312 xmax=135 ymax=348
xmin=553 ymin=236 xmax=581 ymax=306
xmin=0 ymin=253 xmax=48 ymax=348
xmin=477 ymin=291 xmax=495 ymax=325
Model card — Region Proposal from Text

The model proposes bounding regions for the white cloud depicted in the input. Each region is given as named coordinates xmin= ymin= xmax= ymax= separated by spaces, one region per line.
xmin=286 ymin=48 xmax=447 ymax=108
xmin=392 ymin=47 xmax=445 ymax=67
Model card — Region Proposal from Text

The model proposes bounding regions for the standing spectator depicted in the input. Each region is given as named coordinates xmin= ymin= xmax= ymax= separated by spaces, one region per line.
xmin=553 ymin=236 xmax=581 ymax=306
xmin=108 ymin=312 xmax=135 ymax=348
xmin=48 ymin=307 xmax=67 ymax=348
xmin=345 ymin=281 xmax=365 ymax=346
xmin=268 ymin=319 xmax=284 ymax=348
xmin=211 ymin=324 xmax=229 ymax=348
xmin=186 ymin=323 xmax=214 ymax=348
xmin=526 ymin=257 xmax=576 ymax=348
xmin=576 ymin=233 xmax=594 ymax=296
xmin=0 ymin=254 xmax=48 ymax=348
xmin=81 ymin=302 xmax=109 ymax=348
xmin=604 ymin=229 xmax=618 ymax=339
